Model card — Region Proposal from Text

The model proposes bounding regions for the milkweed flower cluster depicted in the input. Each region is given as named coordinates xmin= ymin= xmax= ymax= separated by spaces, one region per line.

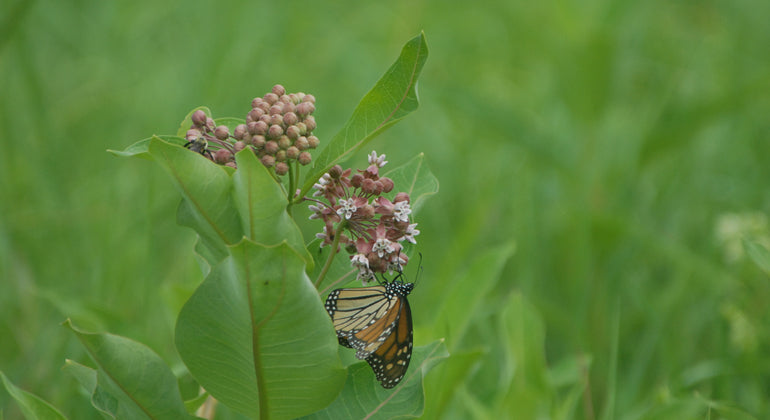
xmin=184 ymin=84 xmax=319 ymax=174
xmin=309 ymin=151 xmax=420 ymax=282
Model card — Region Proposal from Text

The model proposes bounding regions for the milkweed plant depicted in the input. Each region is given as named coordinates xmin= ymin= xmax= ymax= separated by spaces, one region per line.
xmin=0 ymin=33 xmax=450 ymax=420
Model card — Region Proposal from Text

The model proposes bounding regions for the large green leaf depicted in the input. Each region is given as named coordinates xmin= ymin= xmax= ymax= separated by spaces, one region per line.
xmin=298 ymin=32 xmax=429 ymax=199
xmin=175 ymin=240 xmax=346 ymax=420
xmin=383 ymin=153 xmax=438 ymax=215
xmin=0 ymin=371 xmax=68 ymax=420
xmin=147 ymin=136 xmax=242 ymax=265
xmin=107 ymin=135 xmax=186 ymax=160
xmin=63 ymin=320 xmax=192 ymax=420
xmin=232 ymin=150 xmax=312 ymax=269
xmin=430 ymin=244 xmax=516 ymax=347
xmin=301 ymin=340 xmax=449 ymax=420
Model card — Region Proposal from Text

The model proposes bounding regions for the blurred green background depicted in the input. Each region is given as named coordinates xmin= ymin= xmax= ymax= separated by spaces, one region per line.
xmin=3 ymin=0 xmax=770 ymax=419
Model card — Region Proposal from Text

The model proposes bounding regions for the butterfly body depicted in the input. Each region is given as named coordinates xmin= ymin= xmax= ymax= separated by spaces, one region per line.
xmin=325 ymin=281 xmax=414 ymax=388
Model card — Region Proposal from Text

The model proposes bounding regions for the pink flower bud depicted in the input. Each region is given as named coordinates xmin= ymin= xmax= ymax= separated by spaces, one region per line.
xmin=286 ymin=146 xmax=300 ymax=159
xmin=264 ymin=92 xmax=279 ymax=105
xmin=225 ymin=161 xmax=237 ymax=168
xmin=269 ymin=105 xmax=283 ymax=115
xmin=275 ymin=161 xmax=289 ymax=175
xmin=268 ymin=124 xmax=283 ymax=139
xmin=298 ymin=151 xmax=312 ymax=165
xmin=214 ymin=149 xmax=231 ymax=164
xmin=276 ymin=150 xmax=287 ymax=162
xmin=233 ymin=141 xmax=246 ymax=152
xmin=362 ymin=178 xmax=376 ymax=194
xmin=186 ymin=129 xmax=201 ymax=141
xmin=272 ymin=84 xmax=286 ymax=96
xmin=282 ymin=101 xmax=296 ymax=114
xmin=278 ymin=135 xmax=291 ymax=149
xmin=360 ymin=204 xmax=375 ymax=218
xmin=233 ymin=124 xmax=248 ymax=140
xmin=296 ymin=101 xmax=314 ymax=117
xmin=214 ymin=125 xmax=229 ymax=140
xmin=304 ymin=116 xmax=317 ymax=131
xmin=373 ymin=181 xmax=384 ymax=195
xmin=379 ymin=177 xmax=394 ymax=193
xmin=295 ymin=122 xmax=308 ymax=136
xmin=351 ymin=173 xmax=363 ymax=188
xmin=394 ymin=192 xmax=410 ymax=203
xmin=270 ymin=114 xmax=284 ymax=126
xmin=294 ymin=136 xmax=309 ymax=150
xmin=259 ymin=114 xmax=272 ymax=124
xmin=283 ymin=112 xmax=298 ymax=126
xmin=329 ymin=165 xmax=343 ymax=178
xmin=260 ymin=154 xmax=275 ymax=167
xmin=251 ymin=97 xmax=263 ymax=108
xmin=251 ymin=135 xmax=266 ymax=148
xmin=264 ymin=140 xmax=279 ymax=154
xmin=248 ymin=108 xmax=264 ymax=122
xmin=286 ymin=125 xmax=301 ymax=140
xmin=307 ymin=135 xmax=320 ymax=149
xmin=303 ymin=94 xmax=316 ymax=104
xmin=191 ymin=110 xmax=207 ymax=126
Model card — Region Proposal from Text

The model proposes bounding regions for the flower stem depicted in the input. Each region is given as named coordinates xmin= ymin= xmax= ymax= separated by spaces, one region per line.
xmin=287 ymin=161 xmax=295 ymax=203
xmin=314 ymin=221 xmax=345 ymax=289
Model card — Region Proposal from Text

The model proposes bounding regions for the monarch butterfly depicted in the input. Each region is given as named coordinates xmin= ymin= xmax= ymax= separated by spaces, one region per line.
xmin=325 ymin=279 xmax=414 ymax=389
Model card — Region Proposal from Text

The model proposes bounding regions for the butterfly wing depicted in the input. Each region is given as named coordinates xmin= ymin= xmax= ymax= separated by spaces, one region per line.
xmin=325 ymin=286 xmax=401 ymax=358
xmin=365 ymin=296 xmax=413 ymax=388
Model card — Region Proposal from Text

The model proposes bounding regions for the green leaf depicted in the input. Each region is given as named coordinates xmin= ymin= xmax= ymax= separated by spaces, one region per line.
xmin=232 ymin=150 xmax=313 ymax=269
xmin=62 ymin=359 xmax=97 ymax=394
xmin=422 ymin=348 xmax=484 ymax=419
xmin=431 ymin=244 xmax=516 ymax=347
xmin=147 ymin=136 xmax=242 ymax=263
xmin=743 ymin=239 xmax=770 ymax=275
xmin=498 ymin=293 xmax=552 ymax=417
xmin=383 ymin=153 xmax=438 ymax=214
xmin=63 ymin=320 xmax=192 ymax=420
xmin=62 ymin=360 xmax=117 ymax=419
xmin=0 ymin=371 xmax=68 ymax=420
xmin=107 ymin=135 xmax=185 ymax=160
xmin=307 ymin=238 xmax=358 ymax=293
xmin=183 ymin=392 xmax=210 ymax=416
xmin=299 ymin=32 xmax=429 ymax=199
xmin=214 ymin=117 xmax=246 ymax=131
xmin=301 ymin=340 xmax=449 ymax=420
xmin=175 ymin=240 xmax=346 ymax=420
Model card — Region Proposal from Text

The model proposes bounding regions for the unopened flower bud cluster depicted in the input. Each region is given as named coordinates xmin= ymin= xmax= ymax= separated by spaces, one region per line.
xmin=309 ymin=151 xmax=420 ymax=282
xmin=184 ymin=84 xmax=319 ymax=174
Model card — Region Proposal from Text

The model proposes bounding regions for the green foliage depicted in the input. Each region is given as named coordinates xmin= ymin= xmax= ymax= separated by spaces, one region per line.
xmin=63 ymin=320 xmax=192 ymax=419
xmin=383 ymin=153 xmax=438 ymax=214
xmin=175 ymin=240 xmax=346 ymax=419
xmin=4 ymin=1 xmax=770 ymax=419
xmin=0 ymin=32 xmax=440 ymax=419
xmin=298 ymin=32 xmax=429 ymax=200
xmin=0 ymin=372 xmax=67 ymax=420
xmin=302 ymin=341 xmax=448 ymax=420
